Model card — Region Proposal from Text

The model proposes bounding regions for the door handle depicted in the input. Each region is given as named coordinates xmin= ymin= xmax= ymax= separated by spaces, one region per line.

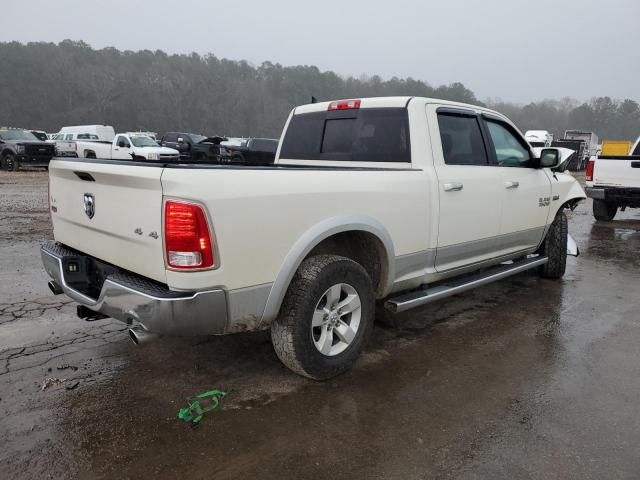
xmin=505 ymin=181 xmax=520 ymax=189
xmin=443 ymin=182 xmax=463 ymax=192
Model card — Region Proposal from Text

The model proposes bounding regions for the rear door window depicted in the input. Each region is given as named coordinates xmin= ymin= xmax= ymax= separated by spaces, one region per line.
xmin=280 ymin=108 xmax=411 ymax=162
xmin=436 ymin=113 xmax=488 ymax=166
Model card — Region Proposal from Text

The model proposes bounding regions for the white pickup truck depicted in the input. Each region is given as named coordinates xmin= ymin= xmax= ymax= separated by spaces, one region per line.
xmin=41 ymin=97 xmax=585 ymax=380
xmin=76 ymin=133 xmax=180 ymax=161
xmin=585 ymin=136 xmax=640 ymax=221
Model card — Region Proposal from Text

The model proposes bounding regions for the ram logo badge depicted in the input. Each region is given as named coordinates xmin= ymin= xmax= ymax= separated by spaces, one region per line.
xmin=83 ymin=193 xmax=95 ymax=219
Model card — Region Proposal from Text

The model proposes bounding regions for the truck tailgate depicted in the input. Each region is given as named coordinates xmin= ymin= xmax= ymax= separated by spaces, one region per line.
xmin=49 ymin=160 xmax=166 ymax=283
xmin=595 ymin=157 xmax=640 ymax=188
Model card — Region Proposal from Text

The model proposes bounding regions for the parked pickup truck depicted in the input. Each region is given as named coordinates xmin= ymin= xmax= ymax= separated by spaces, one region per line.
xmin=220 ymin=137 xmax=278 ymax=165
xmin=160 ymin=132 xmax=225 ymax=162
xmin=41 ymin=97 xmax=585 ymax=380
xmin=585 ymin=136 xmax=640 ymax=221
xmin=0 ymin=127 xmax=55 ymax=170
xmin=76 ymin=133 xmax=180 ymax=161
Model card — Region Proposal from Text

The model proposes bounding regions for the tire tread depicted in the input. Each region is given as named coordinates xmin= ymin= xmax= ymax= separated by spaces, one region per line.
xmin=271 ymin=254 xmax=374 ymax=380
xmin=539 ymin=210 xmax=568 ymax=279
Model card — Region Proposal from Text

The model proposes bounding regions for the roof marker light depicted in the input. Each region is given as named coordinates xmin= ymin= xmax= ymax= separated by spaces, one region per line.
xmin=328 ymin=99 xmax=361 ymax=111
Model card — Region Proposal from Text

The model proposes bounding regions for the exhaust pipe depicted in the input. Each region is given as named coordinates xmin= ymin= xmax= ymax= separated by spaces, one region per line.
xmin=48 ymin=280 xmax=63 ymax=295
xmin=128 ymin=326 xmax=158 ymax=345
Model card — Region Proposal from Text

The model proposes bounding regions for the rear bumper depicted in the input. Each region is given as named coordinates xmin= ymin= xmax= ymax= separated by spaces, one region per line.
xmin=585 ymin=187 xmax=606 ymax=200
xmin=40 ymin=241 xmax=228 ymax=335
xmin=586 ymin=186 xmax=640 ymax=206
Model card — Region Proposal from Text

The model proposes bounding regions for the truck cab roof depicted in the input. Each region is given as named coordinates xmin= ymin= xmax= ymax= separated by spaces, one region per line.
xmin=293 ymin=96 xmax=499 ymax=116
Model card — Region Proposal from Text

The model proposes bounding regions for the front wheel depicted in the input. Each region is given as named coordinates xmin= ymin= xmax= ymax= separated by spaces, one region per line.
xmin=3 ymin=153 xmax=19 ymax=171
xmin=271 ymin=254 xmax=375 ymax=380
xmin=538 ymin=210 xmax=568 ymax=279
xmin=592 ymin=199 xmax=617 ymax=221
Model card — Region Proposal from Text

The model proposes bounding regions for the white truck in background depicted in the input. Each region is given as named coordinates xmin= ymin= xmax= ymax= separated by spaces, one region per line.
xmin=585 ymin=136 xmax=640 ymax=220
xmin=41 ymin=96 xmax=585 ymax=380
xmin=75 ymin=133 xmax=179 ymax=161
xmin=524 ymin=130 xmax=554 ymax=148
xmin=57 ymin=125 xmax=116 ymax=141
xmin=50 ymin=125 xmax=117 ymax=158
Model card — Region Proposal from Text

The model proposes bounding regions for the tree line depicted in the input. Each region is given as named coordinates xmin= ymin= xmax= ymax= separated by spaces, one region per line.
xmin=0 ymin=40 xmax=638 ymax=141
xmin=486 ymin=97 xmax=640 ymax=141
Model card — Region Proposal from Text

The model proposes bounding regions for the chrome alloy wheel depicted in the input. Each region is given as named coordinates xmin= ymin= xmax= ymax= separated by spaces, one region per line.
xmin=311 ymin=283 xmax=362 ymax=356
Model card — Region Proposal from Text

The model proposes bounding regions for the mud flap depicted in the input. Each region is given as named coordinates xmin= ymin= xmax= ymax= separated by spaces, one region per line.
xmin=567 ymin=234 xmax=579 ymax=257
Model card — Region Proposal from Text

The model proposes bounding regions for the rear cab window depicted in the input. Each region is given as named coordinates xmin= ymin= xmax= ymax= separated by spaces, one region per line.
xmin=280 ymin=106 xmax=411 ymax=163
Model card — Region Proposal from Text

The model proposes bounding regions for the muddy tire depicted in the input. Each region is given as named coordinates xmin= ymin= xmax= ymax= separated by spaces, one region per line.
xmin=271 ymin=254 xmax=375 ymax=380
xmin=538 ymin=210 xmax=568 ymax=279
xmin=592 ymin=199 xmax=617 ymax=221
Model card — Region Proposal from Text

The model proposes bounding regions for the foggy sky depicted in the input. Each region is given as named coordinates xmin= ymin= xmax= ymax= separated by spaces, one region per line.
xmin=2 ymin=0 xmax=638 ymax=103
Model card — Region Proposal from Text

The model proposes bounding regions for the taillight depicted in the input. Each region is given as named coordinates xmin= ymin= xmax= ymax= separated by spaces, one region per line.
xmin=164 ymin=200 xmax=214 ymax=269
xmin=585 ymin=159 xmax=595 ymax=181
xmin=328 ymin=99 xmax=361 ymax=111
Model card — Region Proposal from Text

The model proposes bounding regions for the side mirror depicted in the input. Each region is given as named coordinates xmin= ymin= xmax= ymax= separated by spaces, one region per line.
xmin=118 ymin=140 xmax=127 ymax=148
xmin=539 ymin=148 xmax=560 ymax=168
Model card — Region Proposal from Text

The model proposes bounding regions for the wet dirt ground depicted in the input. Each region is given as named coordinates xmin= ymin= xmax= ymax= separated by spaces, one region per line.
xmin=1 ymin=170 xmax=639 ymax=479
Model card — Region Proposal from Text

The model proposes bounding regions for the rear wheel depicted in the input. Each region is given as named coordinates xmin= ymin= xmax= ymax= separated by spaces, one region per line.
xmin=592 ymin=199 xmax=617 ymax=221
xmin=271 ymin=254 xmax=375 ymax=380
xmin=538 ymin=210 xmax=568 ymax=279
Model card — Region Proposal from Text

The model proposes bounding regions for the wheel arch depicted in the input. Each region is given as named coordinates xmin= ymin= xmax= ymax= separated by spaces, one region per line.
xmin=555 ymin=179 xmax=586 ymax=214
xmin=538 ymin=189 xmax=585 ymax=250
xmin=260 ymin=215 xmax=396 ymax=326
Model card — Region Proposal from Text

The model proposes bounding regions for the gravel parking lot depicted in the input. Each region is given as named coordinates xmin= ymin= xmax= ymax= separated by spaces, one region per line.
xmin=1 ymin=170 xmax=639 ymax=479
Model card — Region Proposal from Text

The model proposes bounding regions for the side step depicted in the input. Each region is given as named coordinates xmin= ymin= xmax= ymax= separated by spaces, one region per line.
xmin=385 ymin=256 xmax=548 ymax=313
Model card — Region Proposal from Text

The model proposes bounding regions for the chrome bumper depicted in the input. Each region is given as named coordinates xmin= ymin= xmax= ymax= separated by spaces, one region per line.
xmin=40 ymin=241 xmax=228 ymax=335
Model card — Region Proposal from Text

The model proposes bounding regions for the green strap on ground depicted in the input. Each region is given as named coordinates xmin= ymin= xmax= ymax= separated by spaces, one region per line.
xmin=177 ymin=390 xmax=226 ymax=425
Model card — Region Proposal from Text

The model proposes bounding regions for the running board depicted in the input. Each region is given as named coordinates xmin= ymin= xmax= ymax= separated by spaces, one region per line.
xmin=385 ymin=256 xmax=548 ymax=313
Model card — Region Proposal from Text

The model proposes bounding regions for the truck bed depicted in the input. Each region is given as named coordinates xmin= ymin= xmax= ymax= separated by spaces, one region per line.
xmin=48 ymin=157 xmax=429 ymax=293
xmin=592 ymin=155 xmax=640 ymax=188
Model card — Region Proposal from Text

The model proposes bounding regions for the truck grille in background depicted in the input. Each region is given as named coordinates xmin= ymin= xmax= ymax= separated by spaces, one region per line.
xmin=25 ymin=144 xmax=54 ymax=156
